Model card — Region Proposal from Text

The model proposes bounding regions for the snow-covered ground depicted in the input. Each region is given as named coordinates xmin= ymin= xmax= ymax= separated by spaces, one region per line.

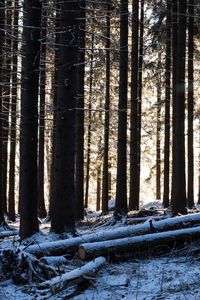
xmin=1 ymin=204 xmax=200 ymax=300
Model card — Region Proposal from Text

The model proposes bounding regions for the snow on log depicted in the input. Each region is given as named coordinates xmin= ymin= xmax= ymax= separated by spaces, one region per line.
xmin=38 ymin=256 xmax=106 ymax=294
xmin=25 ymin=213 xmax=200 ymax=257
xmin=79 ymin=226 xmax=200 ymax=260
xmin=0 ymin=230 xmax=18 ymax=239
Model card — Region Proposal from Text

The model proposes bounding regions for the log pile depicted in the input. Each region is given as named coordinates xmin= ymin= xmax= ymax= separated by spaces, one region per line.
xmin=1 ymin=212 xmax=200 ymax=297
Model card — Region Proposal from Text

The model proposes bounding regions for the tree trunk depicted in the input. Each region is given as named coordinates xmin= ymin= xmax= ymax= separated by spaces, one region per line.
xmin=2 ymin=0 xmax=12 ymax=215
xmin=25 ymin=213 xmax=200 ymax=257
xmin=0 ymin=0 xmax=5 ymax=223
xmin=115 ymin=0 xmax=128 ymax=216
xmin=39 ymin=257 xmax=106 ymax=295
xmin=8 ymin=0 xmax=19 ymax=222
xmin=187 ymin=0 xmax=194 ymax=208
xmin=79 ymin=226 xmax=200 ymax=260
xmin=19 ymin=0 xmax=41 ymax=239
xmin=51 ymin=0 xmax=79 ymax=233
xmin=156 ymin=59 xmax=161 ymax=200
xmin=38 ymin=6 xmax=47 ymax=219
xmin=84 ymin=33 xmax=94 ymax=209
xmin=163 ymin=0 xmax=171 ymax=208
xmin=129 ymin=0 xmax=139 ymax=210
xmin=172 ymin=0 xmax=187 ymax=214
xmin=75 ymin=0 xmax=86 ymax=220
xmin=102 ymin=1 xmax=111 ymax=214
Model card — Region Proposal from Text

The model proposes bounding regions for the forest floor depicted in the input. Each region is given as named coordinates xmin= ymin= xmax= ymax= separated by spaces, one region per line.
xmin=1 ymin=201 xmax=200 ymax=300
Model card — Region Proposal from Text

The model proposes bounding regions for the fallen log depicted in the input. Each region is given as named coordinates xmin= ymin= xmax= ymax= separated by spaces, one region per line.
xmin=38 ymin=256 xmax=106 ymax=295
xmin=79 ymin=226 xmax=200 ymax=260
xmin=0 ymin=230 xmax=18 ymax=239
xmin=25 ymin=213 xmax=200 ymax=257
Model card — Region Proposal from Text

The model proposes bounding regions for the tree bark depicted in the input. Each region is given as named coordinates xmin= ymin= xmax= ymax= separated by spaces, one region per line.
xmin=163 ymin=0 xmax=171 ymax=208
xmin=187 ymin=0 xmax=194 ymax=208
xmin=39 ymin=257 xmax=106 ymax=295
xmin=79 ymin=226 xmax=200 ymax=260
xmin=129 ymin=0 xmax=139 ymax=210
xmin=115 ymin=0 xmax=128 ymax=216
xmin=102 ymin=1 xmax=111 ymax=213
xmin=51 ymin=0 xmax=79 ymax=233
xmin=172 ymin=0 xmax=187 ymax=214
xmin=19 ymin=0 xmax=41 ymax=239
xmin=25 ymin=213 xmax=200 ymax=257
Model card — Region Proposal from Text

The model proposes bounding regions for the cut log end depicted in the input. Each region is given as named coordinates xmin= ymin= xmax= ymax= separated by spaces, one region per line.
xmin=79 ymin=246 xmax=86 ymax=260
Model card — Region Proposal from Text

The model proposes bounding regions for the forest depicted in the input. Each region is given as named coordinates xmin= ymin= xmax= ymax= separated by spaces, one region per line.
xmin=0 ymin=0 xmax=200 ymax=299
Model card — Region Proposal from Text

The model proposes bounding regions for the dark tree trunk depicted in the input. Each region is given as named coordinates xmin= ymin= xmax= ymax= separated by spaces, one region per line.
xmin=19 ymin=0 xmax=41 ymax=239
xmin=84 ymin=33 xmax=94 ymax=209
xmin=137 ymin=0 xmax=144 ymax=209
xmin=172 ymin=0 xmax=187 ymax=214
xmin=156 ymin=67 xmax=161 ymax=200
xmin=38 ymin=7 xmax=47 ymax=219
xmin=114 ymin=0 xmax=128 ymax=216
xmin=8 ymin=0 xmax=19 ymax=222
xmin=0 ymin=0 xmax=5 ymax=223
xmin=171 ymin=0 xmax=178 ymax=204
xmin=51 ymin=0 xmax=79 ymax=233
xmin=129 ymin=0 xmax=139 ymax=210
xmin=187 ymin=0 xmax=194 ymax=208
xmin=96 ymin=164 xmax=101 ymax=212
xmin=102 ymin=1 xmax=111 ymax=214
xmin=75 ymin=0 xmax=86 ymax=220
xmin=163 ymin=0 xmax=171 ymax=208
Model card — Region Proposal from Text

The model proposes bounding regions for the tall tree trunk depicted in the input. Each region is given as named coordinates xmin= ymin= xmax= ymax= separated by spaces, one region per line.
xmin=48 ymin=5 xmax=59 ymax=219
xmin=156 ymin=63 xmax=161 ymax=200
xmin=187 ymin=0 xmax=194 ymax=208
xmin=19 ymin=0 xmax=41 ymax=239
xmin=102 ymin=1 xmax=111 ymax=213
xmin=51 ymin=0 xmax=79 ymax=233
xmin=172 ymin=0 xmax=187 ymax=214
xmin=163 ymin=0 xmax=171 ymax=208
xmin=129 ymin=0 xmax=139 ymax=210
xmin=84 ymin=33 xmax=94 ymax=209
xmin=8 ymin=0 xmax=19 ymax=221
xmin=2 ymin=0 xmax=12 ymax=215
xmin=114 ymin=0 xmax=128 ymax=217
xmin=75 ymin=0 xmax=86 ymax=220
xmin=0 ymin=0 xmax=5 ymax=223
xmin=171 ymin=0 xmax=178 ymax=205
xmin=38 ymin=6 xmax=47 ymax=219
xmin=137 ymin=0 xmax=144 ymax=209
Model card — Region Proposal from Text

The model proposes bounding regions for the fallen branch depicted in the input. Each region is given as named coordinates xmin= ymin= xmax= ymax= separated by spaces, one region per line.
xmin=79 ymin=226 xmax=200 ymax=260
xmin=38 ymin=256 xmax=106 ymax=295
xmin=25 ymin=213 xmax=200 ymax=257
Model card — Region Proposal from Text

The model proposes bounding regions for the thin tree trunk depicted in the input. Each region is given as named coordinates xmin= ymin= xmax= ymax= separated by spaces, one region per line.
xmin=156 ymin=76 xmax=161 ymax=200
xmin=84 ymin=33 xmax=94 ymax=209
xmin=96 ymin=164 xmax=101 ymax=211
xmin=75 ymin=0 xmax=86 ymax=220
xmin=129 ymin=0 xmax=139 ymax=210
xmin=171 ymin=0 xmax=178 ymax=205
xmin=38 ymin=7 xmax=47 ymax=218
xmin=2 ymin=0 xmax=12 ymax=215
xmin=137 ymin=0 xmax=144 ymax=209
xmin=187 ymin=0 xmax=194 ymax=208
xmin=0 ymin=0 xmax=5 ymax=223
xmin=114 ymin=0 xmax=128 ymax=216
xmin=163 ymin=0 xmax=171 ymax=208
xmin=102 ymin=1 xmax=111 ymax=213
xmin=8 ymin=0 xmax=19 ymax=221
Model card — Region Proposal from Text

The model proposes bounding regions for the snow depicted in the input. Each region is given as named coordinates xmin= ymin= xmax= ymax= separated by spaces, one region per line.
xmin=2 ymin=208 xmax=200 ymax=299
